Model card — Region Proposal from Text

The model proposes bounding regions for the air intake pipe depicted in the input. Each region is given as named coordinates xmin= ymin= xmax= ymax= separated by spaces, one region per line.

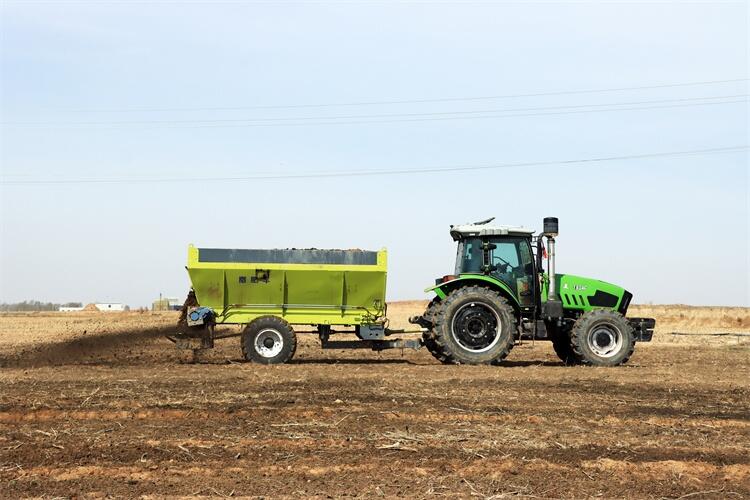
xmin=543 ymin=217 xmax=559 ymax=299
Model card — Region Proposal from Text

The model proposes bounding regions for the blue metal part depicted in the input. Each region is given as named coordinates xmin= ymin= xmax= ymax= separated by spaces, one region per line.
xmin=187 ymin=306 xmax=215 ymax=327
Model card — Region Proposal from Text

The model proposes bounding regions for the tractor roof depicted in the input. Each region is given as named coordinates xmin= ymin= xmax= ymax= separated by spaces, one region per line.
xmin=449 ymin=222 xmax=535 ymax=241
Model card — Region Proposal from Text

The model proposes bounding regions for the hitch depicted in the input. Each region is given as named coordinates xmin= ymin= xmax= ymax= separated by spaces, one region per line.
xmin=628 ymin=317 xmax=655 ymax=342
xmin=408 ymin=315 xmax=433 ymax=329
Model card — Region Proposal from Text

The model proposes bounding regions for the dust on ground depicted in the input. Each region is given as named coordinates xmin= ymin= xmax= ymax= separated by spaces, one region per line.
xmin=0 ymin=304 xmax=748 ymax=498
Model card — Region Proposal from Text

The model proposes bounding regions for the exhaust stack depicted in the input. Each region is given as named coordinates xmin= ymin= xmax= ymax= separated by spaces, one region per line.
xmin=543 ymin=217 xmax=559 ymax=298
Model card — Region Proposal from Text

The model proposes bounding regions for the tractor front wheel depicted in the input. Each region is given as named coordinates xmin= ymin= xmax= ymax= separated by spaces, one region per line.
xmin=570 ymin=309 xmax=635 ymax=366
xmin=548 ymin=322 xmax=578 ymax=366
xmin=430 ymin=286 xmax=515 ymax=365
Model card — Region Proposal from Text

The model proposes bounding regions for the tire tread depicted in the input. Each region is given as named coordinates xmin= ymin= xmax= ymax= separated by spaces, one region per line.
xmin=430 ymin=285 xmax=516 ymax=365
xmin=570 ymin=309 xmax=634 ymax=366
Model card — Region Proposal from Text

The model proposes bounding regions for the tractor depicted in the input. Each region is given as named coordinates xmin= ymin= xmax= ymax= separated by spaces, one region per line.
xmin=409 ymin=217 xmax=654 ymax=366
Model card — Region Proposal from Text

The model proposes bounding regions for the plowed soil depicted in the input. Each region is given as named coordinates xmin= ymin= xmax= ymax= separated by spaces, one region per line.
xmin=1 ymin=304 xmax=748 ymax=498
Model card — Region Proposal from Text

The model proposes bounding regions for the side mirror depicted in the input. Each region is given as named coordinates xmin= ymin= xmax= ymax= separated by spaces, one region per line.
xmin=536 ymin=239 xmax=544 ymax=273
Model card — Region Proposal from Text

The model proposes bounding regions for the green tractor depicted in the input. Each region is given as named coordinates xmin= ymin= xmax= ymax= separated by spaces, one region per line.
xmin=410 ymin=217 xmax=654 ymax=366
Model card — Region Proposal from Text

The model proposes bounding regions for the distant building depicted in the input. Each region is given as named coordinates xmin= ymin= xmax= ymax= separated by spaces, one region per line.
xmin=95 ymin=303 xmax=126 ymax=312
xmin=152 ymin=297 xmax=182 ymax=311
xmin=59 ymin=306 xmax=85 ymax=312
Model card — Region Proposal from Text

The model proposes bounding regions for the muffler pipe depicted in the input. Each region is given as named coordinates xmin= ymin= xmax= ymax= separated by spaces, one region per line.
xmin=547 ymin=236 xmax=556 ymax=298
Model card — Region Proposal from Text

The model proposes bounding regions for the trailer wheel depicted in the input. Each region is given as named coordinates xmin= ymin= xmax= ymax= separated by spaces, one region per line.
xmin=242 ymin=316 xmax=297 ymax=364
xmin=570 ymin=309 xmax=635 ymax=366
xmin=421 ymin=298 xmax=455 ymax=364
xmin=431 ymin=286 xmax=515 ymax=365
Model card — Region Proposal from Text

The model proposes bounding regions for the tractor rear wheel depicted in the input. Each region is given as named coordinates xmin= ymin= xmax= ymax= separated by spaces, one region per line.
xmin=430 ymin=286 xmax=515 ymax=365
xmin=421 ymin=298 xmax=454 ymax=364
xmin=570 ymin=309 xmax=635 ymax=366
xmin=242 ymin=316 xmax=297 ymax=364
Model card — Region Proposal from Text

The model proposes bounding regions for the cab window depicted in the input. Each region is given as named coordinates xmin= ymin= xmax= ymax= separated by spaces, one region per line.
xmin=491 ymin=242 xmax=519 ymax=270
xmin=458 ymin=239 xmax=482 ymax=273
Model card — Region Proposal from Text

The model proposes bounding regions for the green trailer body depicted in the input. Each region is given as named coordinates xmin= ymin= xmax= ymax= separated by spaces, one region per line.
xmin=186 ymin=244 xmax=388 ymax=327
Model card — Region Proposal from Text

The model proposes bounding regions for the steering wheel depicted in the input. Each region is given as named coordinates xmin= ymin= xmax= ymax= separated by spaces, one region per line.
xmin=493 ymin=256 xmax=512 ymax=273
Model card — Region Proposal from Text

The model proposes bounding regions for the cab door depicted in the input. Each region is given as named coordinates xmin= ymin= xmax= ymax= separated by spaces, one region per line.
xmin=489 ymin=238 xmax=535 ymax=308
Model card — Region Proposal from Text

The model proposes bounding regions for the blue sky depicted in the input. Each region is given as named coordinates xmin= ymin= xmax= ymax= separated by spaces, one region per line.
xmin=1 ymin=1 xmax=748 ymax=307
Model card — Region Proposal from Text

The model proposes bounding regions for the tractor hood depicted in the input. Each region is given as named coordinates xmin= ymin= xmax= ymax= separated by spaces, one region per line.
xmin=553 ymin=273 xmax=632 ymax=314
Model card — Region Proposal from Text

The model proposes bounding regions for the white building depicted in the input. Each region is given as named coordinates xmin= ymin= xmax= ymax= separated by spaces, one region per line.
xmin=95 ymin=303 xmax=126 ymax=312
xmin=59 ymin=306 xmax=85 ymax=312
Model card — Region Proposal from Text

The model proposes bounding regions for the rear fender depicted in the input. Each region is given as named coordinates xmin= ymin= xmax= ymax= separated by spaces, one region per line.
xmin=426 ymin=275 xmax=521 ymax=312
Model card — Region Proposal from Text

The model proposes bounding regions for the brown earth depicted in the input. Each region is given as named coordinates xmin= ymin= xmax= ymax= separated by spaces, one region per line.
xmin=0 ymin=304 xmax=748 ymax=498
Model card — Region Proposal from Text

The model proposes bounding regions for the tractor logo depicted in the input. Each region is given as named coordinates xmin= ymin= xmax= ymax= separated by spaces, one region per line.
xmin=563 ymin=283 xmax=587 ymax=291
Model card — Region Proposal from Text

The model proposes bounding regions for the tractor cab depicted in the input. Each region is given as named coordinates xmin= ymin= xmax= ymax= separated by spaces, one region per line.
xmin=449 ymin=220 xmax=537 ymax=308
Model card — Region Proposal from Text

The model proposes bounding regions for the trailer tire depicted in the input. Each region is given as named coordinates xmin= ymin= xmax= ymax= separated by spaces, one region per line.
xmin=421 ymin=298 xmax=455 ymax=364
xmin=431 ymin=286 xmax=515 ymax=365
xmin=242 ymin=316 xmax=297 ymax=365
xmin=570 ymin=309 xmax=634 ymax=366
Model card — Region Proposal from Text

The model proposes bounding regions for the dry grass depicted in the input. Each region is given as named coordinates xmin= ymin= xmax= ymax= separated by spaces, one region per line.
xmin=1 ymin=302 xmax=748 ymax=359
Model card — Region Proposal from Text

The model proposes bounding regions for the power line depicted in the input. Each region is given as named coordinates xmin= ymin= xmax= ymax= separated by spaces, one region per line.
xmin=5 ymin=98 xmax=746 ymax=131
xmin=5 ymin=94 xmax=746 ymax=127
xmin=2 ymin=145 xmax=746 ymax=186
xmin=51 ymin=78 xmax=750 ymax=113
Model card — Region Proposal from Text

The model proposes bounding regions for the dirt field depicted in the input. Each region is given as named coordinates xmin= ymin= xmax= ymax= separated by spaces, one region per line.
xmin=1 ymin=303 xmax=748 ymax=498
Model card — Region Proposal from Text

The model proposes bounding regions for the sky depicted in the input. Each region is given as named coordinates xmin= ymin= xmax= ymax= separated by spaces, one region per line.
xmin=0 ymin=1 xmax=748 ymax=308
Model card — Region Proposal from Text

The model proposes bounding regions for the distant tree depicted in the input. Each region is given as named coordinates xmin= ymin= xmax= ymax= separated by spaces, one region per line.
xmin=0 ymin=300 xmax=81 ymax=312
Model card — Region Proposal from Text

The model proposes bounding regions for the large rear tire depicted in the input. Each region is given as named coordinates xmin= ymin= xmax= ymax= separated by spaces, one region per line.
xmin=570 ymin=309 xmax=635 ymax=366
xmin=430 ymin=286 xmax=516 ymax=365
xmin=421 ymin=298 xmax=454 ymax=364
xmin=241 ymin=316 xmax=297 ymax=364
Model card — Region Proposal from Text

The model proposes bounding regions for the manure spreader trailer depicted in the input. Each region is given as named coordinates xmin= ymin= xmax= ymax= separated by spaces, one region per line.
xmin=169 ymin=217 xmax=654 ymax=366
